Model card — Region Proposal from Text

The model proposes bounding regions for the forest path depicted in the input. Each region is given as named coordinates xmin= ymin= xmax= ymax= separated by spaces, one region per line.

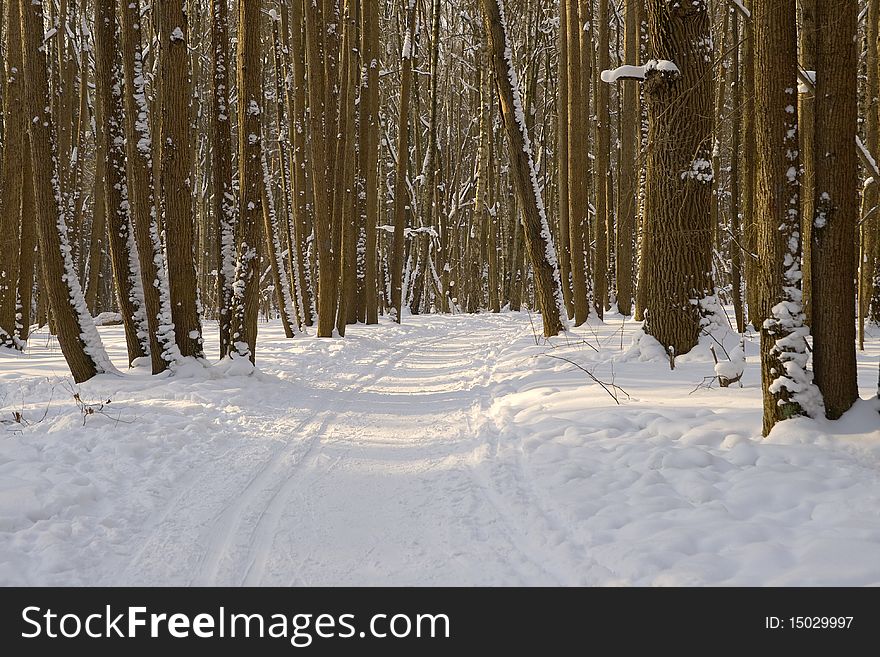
xmin=119 ymin=314 xmax=567 ymax=586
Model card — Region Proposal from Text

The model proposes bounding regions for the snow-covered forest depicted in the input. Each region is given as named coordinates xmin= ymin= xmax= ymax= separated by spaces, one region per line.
xmin=0 ymin=0 xmax=879 ymax=586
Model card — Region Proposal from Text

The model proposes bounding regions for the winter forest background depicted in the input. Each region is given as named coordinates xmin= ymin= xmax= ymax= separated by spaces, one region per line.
xmin=0 ymin=0 xmax=879 ymax=586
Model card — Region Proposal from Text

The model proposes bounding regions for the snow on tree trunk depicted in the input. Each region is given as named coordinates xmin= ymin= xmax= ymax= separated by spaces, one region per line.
xmin=230 ymin=0 xmax=263 ymax=364
xmin=641 ymin=0 xmax=715 ymax=357
xmin=261 ymin=144 xmax=298 ymax=339
xmin=95 ymin=0 xmax=149 ymax=366
xmin=480 ymin=0 xmax=566 ymax=337
xmin=19 ymin=0 xmax=115 ymax=382
xmin=753 ymin=0 xmax=823 ymax=435
xmin=212 ymin=0 xmax=238 ymax=358
xmin=159 ymin=1 xmax=204 ymax=361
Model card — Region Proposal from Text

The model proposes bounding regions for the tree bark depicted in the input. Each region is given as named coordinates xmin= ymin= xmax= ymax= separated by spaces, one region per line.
xmin=753 ymin=0 xmax=819 ymax=435
xmin=158 ymin=0 xmax=204 ymax=359
xmin=642 ymin=0 xmax=714 ymax=357
xmin=20 ymin=0 xmax=112 ymax=382
xmin=480 ymin=0 xmax=565 ymax=337
xmin=231 ymin=0 xmax=263 ymax=363
xmin=811 ymin=0 xmax=859 ymax=419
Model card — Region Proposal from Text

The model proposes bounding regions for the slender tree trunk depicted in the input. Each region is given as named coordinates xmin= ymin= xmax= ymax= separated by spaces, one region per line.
xmin=390 ymin=1 xmax=417 ymax=323
xmin=753 ymin=0 xmax=820 ymax=435
xmin=159 ymin=0 xmax=204 ymax=359
xmin=567 ymin=0 xmax=591 ymax=325
xmin=858 ymin=0 xmax=879 ymax=348
xmin=230 ymin=0 xmax=263 ymax=363
xmin=361 ymin=0 xmax=380 ymax=324
xmin=212 ymin=0 xmax=236 ymax=357
xmin=95 ymin=0 xmax=148 ymax=365
xmin=0 ymin=0 xmax=23 ymax=348
xmin=729 ymin=11 xmax=744 ymax=334
xmin=811 ymin=0 xmax=859 ymax=419
xmin=556 ymin=4 xmax=573 ymax=317
xmin=19 ymin=0 xmax=112 ymax=382
xmin=480 ymin=0 xmax=565 ymax=336
xmin=616 ymin=0 xmax=639 ymax=317
xmin=595 ymin=0 xmax=611 ymax=318
xmin=17 ymin=150 xmax=36 ymax=343
xmin=800 ymin=0 xmax=817 ymax=326
xmin=119 ymin=0 xmax=177 ymax=373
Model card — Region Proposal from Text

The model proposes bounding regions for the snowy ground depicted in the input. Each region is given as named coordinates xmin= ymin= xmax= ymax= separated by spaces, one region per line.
xmin=1 ymin=311 xmax=879 ymax=586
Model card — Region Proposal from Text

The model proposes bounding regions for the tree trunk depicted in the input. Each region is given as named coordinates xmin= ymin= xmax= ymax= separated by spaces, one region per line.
xmin=616 ymin=0 xmax=640 ymax=317
xmin=305 ymin=0 xmax=338 ymax=337
xmin=231 ymin=0 xmax=263 ymax=363
xmin=119 ymin=0 xmax=177 ymax=373
xmin=556 ymin=4 xmax=573 ymax=317
xmin=595 ymin=0 xmax=611 ymax=318
xmin=159 ymin=0 xmax=204 ymax=359
xmin=811 ymin=0 xmax=859 ymax=419
xmin=642 ymin=0 xmax=714 ymax=357
xmin=0 ymin=0 xmax=23 ymax=348
xmin=480 ymin=0 xmax=565 ymax=337
xmin=19 ymin=0 xmax=112 ymax=382
xmin=95 ymin=0 xmax=148 ymax=366
xmin=212 ymin=0 xmax=236 ymax=357
xmin=753 ymin=0 xmax=820 ymax=435
xmin=799 ymin=0 xmax=817 ymax=326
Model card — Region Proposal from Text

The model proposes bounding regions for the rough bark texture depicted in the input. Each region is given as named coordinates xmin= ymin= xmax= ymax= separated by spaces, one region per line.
xmin=159 ymin=0 xmax=204 ymax=359
xmin=480 ymin=0 xmax=564 ymax=337
xmin=95 ymin=0 xmax=148 ymax=366
xmin=566 ymin=0 xmax=591 ymax=325
xmin=799 ymin=0 xmax=817 ymax=325
xmin=643 ymin=0 xmax=714 ymax=357
xmin=212 ymin=0 xmax=236 ymax=357
xmin=231 ymin=0 xmax=263 ymax=363
xmin=0 ymin=0 xmax=23 ymax=348
xmin=119 ymin=0 xmax=175 ymax=373
xmin=390 ymin=1 xmax=416 ymax=324
xmin=811 ymin=0 xmax=859 ymax=419
xmin=616 ymin=0 xmax=640 ymax=317
xmin=19 ymin=0 xmax=109 ymax=382
xmin=305 ymin=0 xmax=339 ymax=337
xmin=753 ymin=0 xmax=815 ymax=435
xmin=361 ymin=0 xmax=380 ymax=325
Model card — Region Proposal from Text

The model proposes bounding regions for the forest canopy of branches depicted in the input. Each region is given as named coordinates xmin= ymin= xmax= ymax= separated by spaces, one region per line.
xmin=0 ymin=0 xmax=878 ymax=436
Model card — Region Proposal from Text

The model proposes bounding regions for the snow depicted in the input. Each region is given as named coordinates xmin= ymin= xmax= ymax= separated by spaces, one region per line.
xmin=601 ymin=60 xmax=680 ymax=83
xmin=1 ymin=312 xmax=878 ymax=586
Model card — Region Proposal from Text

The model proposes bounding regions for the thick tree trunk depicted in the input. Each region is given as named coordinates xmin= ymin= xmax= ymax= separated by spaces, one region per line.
xmin=642 ymin=0 xmax=714 ymax=357
xmin=305 ymin=0 xmax=338 ymax=337
xmin=811 ymin=0 xmax=859 ymax=419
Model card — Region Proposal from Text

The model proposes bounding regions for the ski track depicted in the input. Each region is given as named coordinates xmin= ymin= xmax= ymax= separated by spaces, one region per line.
xmin=4 ymin=314 xmax=878 ymax=586
xmin=120 ymin=317 xmax=548 ymax=586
